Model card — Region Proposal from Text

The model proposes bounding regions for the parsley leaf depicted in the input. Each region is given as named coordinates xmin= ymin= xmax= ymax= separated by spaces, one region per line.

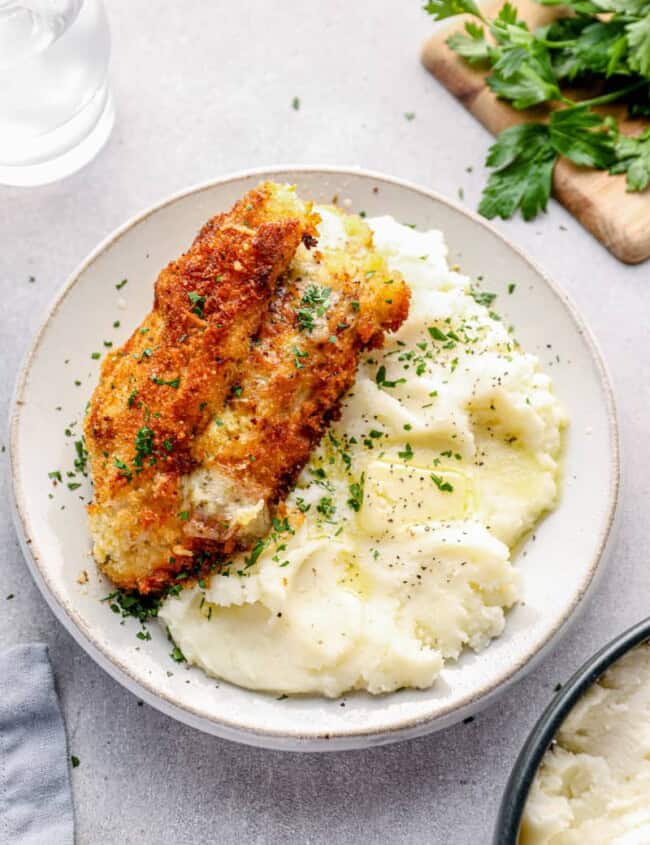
xmin=479 ymin=124 xmax=557 ymax=221
xmin=447 ymin=22 xmax=492 ymax=64
xmin=627 ymin=15 xmax=650 ymax=77
xmin=487 ymin=45 xmax=562 ymax=109
xmin=549 ymin=106 xmax=616 ymax=169
xmin=570 ymin=21 xmax=628 ymax=79
xmin=592 ymin=0 xmax=650 ymax=16
xmin=539 ymin=0 xmax=600 ymax=13
xmin=610 ymin=127 xmax=650 ymax=190
xmin=423 ymin=0 xmax=483 ymax=21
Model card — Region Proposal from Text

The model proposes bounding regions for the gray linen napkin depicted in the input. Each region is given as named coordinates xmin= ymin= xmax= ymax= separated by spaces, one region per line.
xmin=0 ymin=644 xmax=74 ymax=845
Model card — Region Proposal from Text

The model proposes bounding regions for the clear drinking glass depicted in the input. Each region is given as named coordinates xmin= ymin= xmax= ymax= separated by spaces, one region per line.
xmin=0 ymin=0 xmax=113 ymax=186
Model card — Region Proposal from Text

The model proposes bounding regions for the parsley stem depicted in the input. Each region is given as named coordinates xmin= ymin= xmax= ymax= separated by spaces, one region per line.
xmin=536 ymin=38 xmax=577 ymax=48
xmin=577 ymin=80 xmax=647 ymax=109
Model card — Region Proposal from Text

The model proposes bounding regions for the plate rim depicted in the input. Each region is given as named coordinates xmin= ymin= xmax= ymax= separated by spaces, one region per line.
xmin=9 ymin=165 xmax=620 ymax=750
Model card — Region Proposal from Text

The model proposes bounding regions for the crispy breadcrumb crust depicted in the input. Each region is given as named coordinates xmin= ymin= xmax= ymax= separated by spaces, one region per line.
xmin=85 ymin=183 xmax=317 ymax=592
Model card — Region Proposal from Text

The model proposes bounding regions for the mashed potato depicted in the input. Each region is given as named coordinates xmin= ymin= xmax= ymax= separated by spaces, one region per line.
xmin=521 ymin=642 xmax=650 ymax=844
xmin=159 ymin=211 xmax=566 ymax=698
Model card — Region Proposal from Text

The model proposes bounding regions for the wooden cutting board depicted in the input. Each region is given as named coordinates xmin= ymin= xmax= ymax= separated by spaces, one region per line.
xmin=421 ymin=0 xmax=650 ymax=264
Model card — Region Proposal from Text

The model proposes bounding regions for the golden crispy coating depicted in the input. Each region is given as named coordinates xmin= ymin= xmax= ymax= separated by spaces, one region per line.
xmin=85 ymin=183 xmax=318 ymax=592
xmin=186 ymin=208 xmax=410 ymax=552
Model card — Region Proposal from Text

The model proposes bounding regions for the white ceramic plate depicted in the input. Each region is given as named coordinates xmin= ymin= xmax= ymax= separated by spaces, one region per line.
xmin=10 ymin=167 xmax=619 ymax=751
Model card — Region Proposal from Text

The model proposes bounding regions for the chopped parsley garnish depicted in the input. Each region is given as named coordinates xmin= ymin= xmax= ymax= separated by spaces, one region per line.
xmin=375 ymin=365 xmax=406 ymax=389
xmin=187 ymin=291 xmax=206 ymax=318
xmin=508 ymin=283 xmax=516 ymax=294
xmin=241 ymin=538 xmax=267 ymax=571
xmin=292 ymin=96 xmax=300 ymax=110
xmin=272 ymin=516 xmax=294 ymax=534
xmin=115 ymin=278 xmax=128 ymax=290
xmin=70 ymin=755 xmax=80 ymax=768
xmin=102 ymin=588 xmax=161 ymax=622
xmin=91 ymin=352 xmax=101 ymax=360
xmin=48 ymin=470 xmax=62 ymax=483
xmin=170 ymin=645 xmax=185 ymax=663
xmin=398 ymin=443 xmax=414 ymax=461
xmin=431 ymin=473 xmax=454 ymax=493
xmin=316 ymin=497 xmax=336 ymax=520
xmin=297 ymin=285 xmax=331 ymax=332
xmin=74 ymin=439 xmax=88 ymax=474
xmin=295 ymin=497 xmax=311 ymax=513
xmin=469 ymin=289 xmax=497 ymax=308
xmin=178 ymin=511 xmax=190 ymax=521
xmin=347 ymin=474 xmax=365 ymax=512
xmin=134 ymin=426 xmax=155 ymax=470
xmin=293 ymin=346 xmax=309 ymax=369
xmin=296 ymin=309 xmax=314 ymax=331
xmin=151 ymin=375 xmax=180 ymax=388
xmin=428 ymin=326 xmax=448 ymax=342
xmin=113 ymin=457 xmax=133 ymax=482
xmin=164 ymin=626 xmax=186 ymax=662
xmin=127 ymin=389 xmax=139 ymax=408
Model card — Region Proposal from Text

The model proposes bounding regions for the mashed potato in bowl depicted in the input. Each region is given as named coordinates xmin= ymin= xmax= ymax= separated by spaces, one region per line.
xmin=159 ymin=210 xmax=567 ymax=698
xmin=521 ymin=642 xmax=650 ymax=844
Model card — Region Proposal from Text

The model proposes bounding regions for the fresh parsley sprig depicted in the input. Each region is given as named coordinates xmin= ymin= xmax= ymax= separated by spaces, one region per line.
xmin=423 ymin=0 xmax=650 ymax=219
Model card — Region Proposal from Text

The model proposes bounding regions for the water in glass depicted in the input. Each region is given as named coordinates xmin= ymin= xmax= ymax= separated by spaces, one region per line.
xmin=0 ymin=0 xmax=113 ymax=186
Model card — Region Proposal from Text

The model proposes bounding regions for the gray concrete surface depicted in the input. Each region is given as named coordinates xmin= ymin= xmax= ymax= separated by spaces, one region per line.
xmin=1 ymin=1 xmax=648 ymax=843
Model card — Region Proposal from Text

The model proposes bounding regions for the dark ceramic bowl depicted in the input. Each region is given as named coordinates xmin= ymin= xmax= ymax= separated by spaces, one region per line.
xmin=494 ymin=617 xmax=650 ymax=844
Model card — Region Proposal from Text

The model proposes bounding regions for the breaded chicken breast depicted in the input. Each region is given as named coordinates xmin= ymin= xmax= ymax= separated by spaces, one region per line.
xmin=87 ymin=189 xmax=410 ymax=595
xmin=185 ymin=208 xmax=410 ymax=551
xmin=86 ymin=183 xmax=318 ymax=592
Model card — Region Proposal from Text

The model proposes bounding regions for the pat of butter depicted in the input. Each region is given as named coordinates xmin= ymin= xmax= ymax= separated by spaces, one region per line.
xmin=359 ymin=460 xmax=474 ymax=534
